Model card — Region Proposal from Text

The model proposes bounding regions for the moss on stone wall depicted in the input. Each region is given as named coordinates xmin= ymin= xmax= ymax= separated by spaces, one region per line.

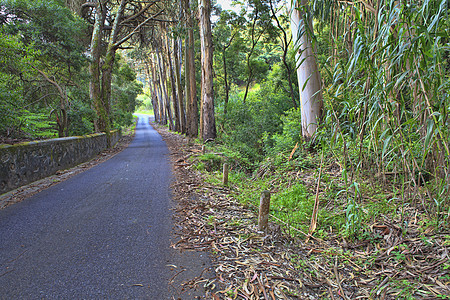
xmin=0 ymin=130 xmax=121 ymax=195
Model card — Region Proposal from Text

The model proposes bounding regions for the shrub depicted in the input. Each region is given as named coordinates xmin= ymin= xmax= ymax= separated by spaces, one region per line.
xmin=218 ymin=81 xmax=293 ymax=165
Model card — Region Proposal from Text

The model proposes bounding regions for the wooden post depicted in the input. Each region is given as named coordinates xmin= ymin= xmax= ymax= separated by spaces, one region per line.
xmin=258 ymin=190 xmax=271 ymax=233
xmin=223 ymin=163 xmax=229 ymax=186
xmin=202 ymin=145 xmax=206 ymax=154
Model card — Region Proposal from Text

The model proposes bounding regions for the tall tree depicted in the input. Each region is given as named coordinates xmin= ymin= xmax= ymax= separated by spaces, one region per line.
xmin=163 ymin=23 xmax=181 ymax=132
xmin=173 ymin=37 xmax=186 ymax=134
xmin=88 ymin=0 xmax=108 ymax=135
xmin=151 ymin=51 xmax=167 ymax=124
xmin=289 ymin=0 xmax=323 ymax=138
xmin=199 ymin=0 xmax=216 ymax=140
xmin=156 ymin=43 xmax=174 ymax=129
xmin=143 ymin=57 xmax=160 ymax=122
xmin=183 ymin=0 xmax=199 ymax=137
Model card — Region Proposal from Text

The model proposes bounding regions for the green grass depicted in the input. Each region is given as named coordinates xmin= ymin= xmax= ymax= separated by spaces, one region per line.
xmin=20 ymin=112 xmax=58 ymax=138
xmin=270 ymin=183 xmax=315 ymax=234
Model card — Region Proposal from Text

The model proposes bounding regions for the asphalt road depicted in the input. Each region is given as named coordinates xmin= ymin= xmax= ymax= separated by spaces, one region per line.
xmin=0 ymin=115 xmax=208 ymax=299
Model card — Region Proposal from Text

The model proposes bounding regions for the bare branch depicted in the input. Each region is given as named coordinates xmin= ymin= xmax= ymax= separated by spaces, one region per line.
xmin=31 ymin=66 xmax=65 ymax=100
xmin=120 ymin=1 xmax=158 ymax=25
xmin=114 ymin=10 xmax=164 ymax=48
xmin=81 ymin=2 xmax=95 ymax=9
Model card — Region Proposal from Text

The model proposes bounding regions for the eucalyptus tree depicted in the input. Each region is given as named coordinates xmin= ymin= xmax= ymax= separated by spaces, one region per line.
xmin=162 ymin=22 xmax=180 ymax=131
xmin=183 ymin=0 xmax=199 ymax=137
xmin=154 ymin=30 xmax=174 ymax=129
xmin=149 ymin=50 xmax=167 ymax=124
xmin=162 ymin=0 xmax=186 ymax=134
xmin=199 ymin=0 xmax=216 ymax=140
xmin=136 ymin=0 xmax=185 ymax=132
xmin=129 ymin=46 xmax=161 ymax=122
xmin=122 ymin=0 xmax=190 ymax=134
xmin=173 ymin=30 xmax=186 ymax=134
xmin=289 ymin=0 xmax=323 ymax=138
xmin=146 ymin=53 xmax=163 ymax=123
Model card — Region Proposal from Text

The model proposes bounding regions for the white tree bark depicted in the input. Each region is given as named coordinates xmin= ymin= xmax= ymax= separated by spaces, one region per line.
xmin=289 ymin=0 xmax=323 ymax=138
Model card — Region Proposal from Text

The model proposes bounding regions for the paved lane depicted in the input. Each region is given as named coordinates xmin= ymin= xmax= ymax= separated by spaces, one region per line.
xmin=0 ymin=115 xmax=177 ymax=298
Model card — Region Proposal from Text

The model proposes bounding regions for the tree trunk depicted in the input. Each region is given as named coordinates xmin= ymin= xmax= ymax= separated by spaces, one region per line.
xmin=199 ymin=0 xmax=216 ymax=141
xmin=222 ymin=48 xmax=230 ymax=114
xmin=269 ymin=0 xmax=297 ymax=108
xmin=102 ymin=0 xmax=127 ymax=111
xmin=242 ymin=60 xmax=253 ymax=104
xmin=153 ymin=52 xmax=166 ymax=124
xmin=242 ymin=10 xmax=267 ymax=104
xmin=174 ymin=37 xmax=186 ymax=134
xmin=145 ymin=59 xmax=160 ymax=122
xmin=220 ymin=30 xmax=237 ymax=115
xmin=157 ymin=46 xmax=174 ymax=129
xmin=100 ymin=0 xmax=127 ymax=147
xmin=34 ymin=67 xmax=70 ymax=137
xmin=89 ymin=0 xmax=127 ymax=147
xmin=89 ymin=1 xmax=107 ymax=133
xmin=183 ymin=0 xmax=199 ymax=137
xmin=289 ymin=0 xmax=323 ymax=138
xmin=164 ymin=27 xmax=181 ymax=132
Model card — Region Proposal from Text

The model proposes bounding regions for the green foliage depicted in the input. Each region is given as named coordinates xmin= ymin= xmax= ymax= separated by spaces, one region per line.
xmin=214 ymin=144 xmax=255 ymax=172
xmin=344 ymin=197 xmax=363 ymax=238
xmin=0 ymin=0 xmax=90 ymax=139
xmin=1 ymin=0 xmax=87 ymax=69
xmin=196 ymin=153 xmax=223 ymax=172
xmin=136 ymin=88 xmax=152 ymax=111
xmin=267 ymin=58 xmax=299 ymax=100
xmin=1 ymin=0 xmax=87 ymax=67
xmin=315 ymin=0 xmax=450 ymax=217
xmin=111 ymin=54 xmax=143 ymax=128
xmin=263 ymin=108 xmax=302 ymax=156
xmin=229 ymin=172 xmax=271 ymax=206
xmin=67 ymin=99 xmax=95 ymax=136
xmin=271 ymin=183 xmax=315 ymax=234
xmin=18 ymin=111 xmax=58 ymax=138
xmin=217 ymin=81 xmax=293 ymax=165
xmin=206 ymin=0 xmax=450 ymax=244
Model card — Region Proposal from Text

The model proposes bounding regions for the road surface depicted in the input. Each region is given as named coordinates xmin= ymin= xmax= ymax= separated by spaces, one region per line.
xmin=0 ymin=115 xmax=209 ymax=299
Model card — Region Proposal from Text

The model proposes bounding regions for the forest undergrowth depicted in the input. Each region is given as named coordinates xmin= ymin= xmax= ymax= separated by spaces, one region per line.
xmin=155 ymin=120 xmax=450 ymax=299
xmin=193 ymin=141 xmax=449 ymax=299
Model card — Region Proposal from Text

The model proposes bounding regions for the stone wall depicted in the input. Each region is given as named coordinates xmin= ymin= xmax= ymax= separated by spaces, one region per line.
xmin=0 ymin=130 xmax=121 ymax=195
